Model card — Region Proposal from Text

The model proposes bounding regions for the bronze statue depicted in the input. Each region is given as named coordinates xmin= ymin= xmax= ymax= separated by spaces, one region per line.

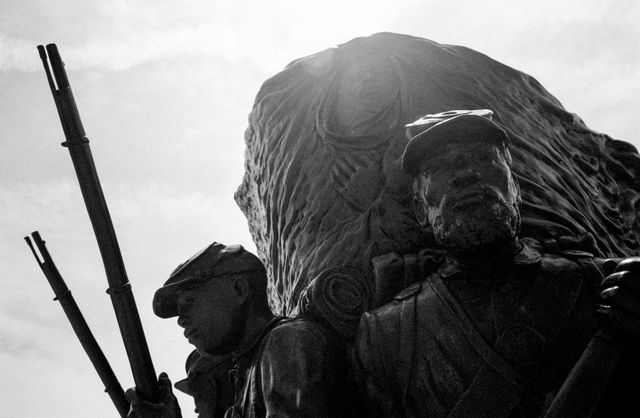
xmin=127 ymin=243 xmax=348 ymax=417
xmin=352 ymin=110 xmax=640 ymax=417
xmin=31 ymin=35 xmax=640 ymax=418
xmin=172 ymin=350 xmax=235 ymax=418
xmin=235 ymin=33 xmax=640 ymax=317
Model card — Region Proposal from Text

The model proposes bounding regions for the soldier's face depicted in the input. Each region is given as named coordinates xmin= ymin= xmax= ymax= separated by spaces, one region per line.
xmin=415 ymin=142 xmax=520 ymax=254
xmin=176 ymin=277 xmax=245 ymax=355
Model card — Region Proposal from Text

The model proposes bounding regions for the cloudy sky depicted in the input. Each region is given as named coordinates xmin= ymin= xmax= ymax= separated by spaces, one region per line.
xmin=1 ymin=1 xmax=638 ymax=416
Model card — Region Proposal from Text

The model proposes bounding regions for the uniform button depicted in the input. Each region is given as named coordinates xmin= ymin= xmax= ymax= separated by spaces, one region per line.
xmin=499 ymin=324 xmax=546 ymax=365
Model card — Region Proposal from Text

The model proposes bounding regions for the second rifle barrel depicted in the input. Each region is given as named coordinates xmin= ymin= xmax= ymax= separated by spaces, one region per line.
xmin=25 ymin=231 xmax=129 ymax=418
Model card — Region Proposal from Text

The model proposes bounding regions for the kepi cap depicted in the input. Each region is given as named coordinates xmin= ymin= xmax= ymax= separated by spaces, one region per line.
xmin=401 ymin=109 xmax=509 ymax=177
xmin=153 ymin=242 xmax=265 ymax=318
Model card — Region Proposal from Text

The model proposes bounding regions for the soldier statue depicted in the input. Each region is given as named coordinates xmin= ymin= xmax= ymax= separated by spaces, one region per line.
xmin=127 ymin=243 xmax=347 ymax=417
xmin=352 ymin=110 xmax=640 ymax=417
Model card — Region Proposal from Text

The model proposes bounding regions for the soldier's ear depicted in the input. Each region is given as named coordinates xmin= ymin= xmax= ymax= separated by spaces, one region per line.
xmin=231 ymin=276 xmax=250 ymax=304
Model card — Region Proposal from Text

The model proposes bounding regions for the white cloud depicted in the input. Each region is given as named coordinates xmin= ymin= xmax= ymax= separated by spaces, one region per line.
xmin=0 ymin=0 xmax=411 ymax=72
xmin=0 ymin=34 xmax=40 ymax=71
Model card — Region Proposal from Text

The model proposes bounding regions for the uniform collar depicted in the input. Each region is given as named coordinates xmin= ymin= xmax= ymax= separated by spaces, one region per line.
xmin=439 ymin=238 xmax=541 ymax=279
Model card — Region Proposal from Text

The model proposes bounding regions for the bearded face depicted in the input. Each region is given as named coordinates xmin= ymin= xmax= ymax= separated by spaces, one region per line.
xmin=414 ymin=142 xmax=521 ymax=257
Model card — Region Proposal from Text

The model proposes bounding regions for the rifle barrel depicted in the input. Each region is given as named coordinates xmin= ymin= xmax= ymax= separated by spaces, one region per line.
xmin=37 ymin=44 xmax=159 ymax=401
xmin=25 ymin=231 xmax=129 ymax=418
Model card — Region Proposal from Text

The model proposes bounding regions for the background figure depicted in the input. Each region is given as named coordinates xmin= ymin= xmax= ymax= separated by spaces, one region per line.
xmin=172 ymin=350 xmax=235 ymax=418
xmin=353 ymin=111 xmax=640 ymax=417
xmin=235 ymin=33 xmax=640 ymax=315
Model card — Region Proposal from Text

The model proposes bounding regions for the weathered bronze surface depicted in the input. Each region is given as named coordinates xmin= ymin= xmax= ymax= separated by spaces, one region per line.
xmin=130 ymin=243 xmax=349 ymax=417
xmin=173 ymin=350 xmax=235 ymax=418
xmin=130 ymin=33 xmax=640 ymax=417
xmin=235 ymin=32 xmax=640 ymax=316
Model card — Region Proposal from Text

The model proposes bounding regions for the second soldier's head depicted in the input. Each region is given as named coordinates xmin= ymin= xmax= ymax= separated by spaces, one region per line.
xmin=402 ymin=110 xmax=521 ymax=257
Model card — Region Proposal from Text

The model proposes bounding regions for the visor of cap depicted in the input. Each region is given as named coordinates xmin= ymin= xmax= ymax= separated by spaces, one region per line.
xmin=153 ymin=276 xmax=206 ymax=318
xmin=404 ymin=109 xmax=494 ymax=140
xmin=401 ymin=111 xmax=507 ymax=177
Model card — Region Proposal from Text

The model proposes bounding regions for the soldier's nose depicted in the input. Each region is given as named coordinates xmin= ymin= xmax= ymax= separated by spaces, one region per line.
xmin=450 ymin=169 xmax=480 ymax=188
xmin=177 ymin=314 xmax=189 ymax=328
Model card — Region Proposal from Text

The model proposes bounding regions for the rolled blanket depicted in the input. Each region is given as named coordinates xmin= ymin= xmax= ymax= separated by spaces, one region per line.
xmin=297 ymin=266 xmax=372 ymax=339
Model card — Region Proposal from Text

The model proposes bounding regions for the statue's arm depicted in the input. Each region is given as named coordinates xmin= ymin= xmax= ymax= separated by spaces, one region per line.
xmin=259 ymin=319 xmax=346 ymax=417
xmin=349 ymin=309 xmax=405 ymax=417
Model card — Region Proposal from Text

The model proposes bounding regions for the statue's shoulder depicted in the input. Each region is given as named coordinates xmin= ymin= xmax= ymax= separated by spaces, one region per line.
xmin=520 ymin=236 xmax=609 ymax=294
xmin=267 ymin=317 xmax=333 ymax=346
xmin=394 ymin=281 xmax=423 ymax=300
xmin=359 ymin=280 xmax=424 ymax=345
xmin=360 ymin=299 xmax=403 ymax=329
xmin=371 ymin=249 xmax=444 ymax=306
xmin=356 ymin=282 xmax=423 ymax=396
xmin=519 ymin=236 xmax=597 ymax=267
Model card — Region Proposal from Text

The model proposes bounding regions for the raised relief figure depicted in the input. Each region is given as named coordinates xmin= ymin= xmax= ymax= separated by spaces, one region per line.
xmin=128 ymin=243 xmax=346 ymax=417
xmin=353 ymin=110 xmax=640 ymax=417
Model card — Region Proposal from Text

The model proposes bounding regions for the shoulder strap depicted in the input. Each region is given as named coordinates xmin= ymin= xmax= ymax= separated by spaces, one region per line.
xmin=397 ymin=286 xmax=419 ymax=405
xmin=371 ymin=251 xmax=445 ymax=308
xmin=426 ymin=276 xmax=527 ymax=418
xmin=448 ymin=365 xmax=523 ymax=418
xmin=429 ymin=276 xmax=528 ymax=390
xmin=371 ymin=252 xmax=404 ymax=307
xmin=403 ymin=253 xmax=419 ymax=289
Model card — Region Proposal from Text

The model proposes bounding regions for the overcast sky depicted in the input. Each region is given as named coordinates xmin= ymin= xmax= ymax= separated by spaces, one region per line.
xmin=1 ymin=1 xmax=638 ymax=417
